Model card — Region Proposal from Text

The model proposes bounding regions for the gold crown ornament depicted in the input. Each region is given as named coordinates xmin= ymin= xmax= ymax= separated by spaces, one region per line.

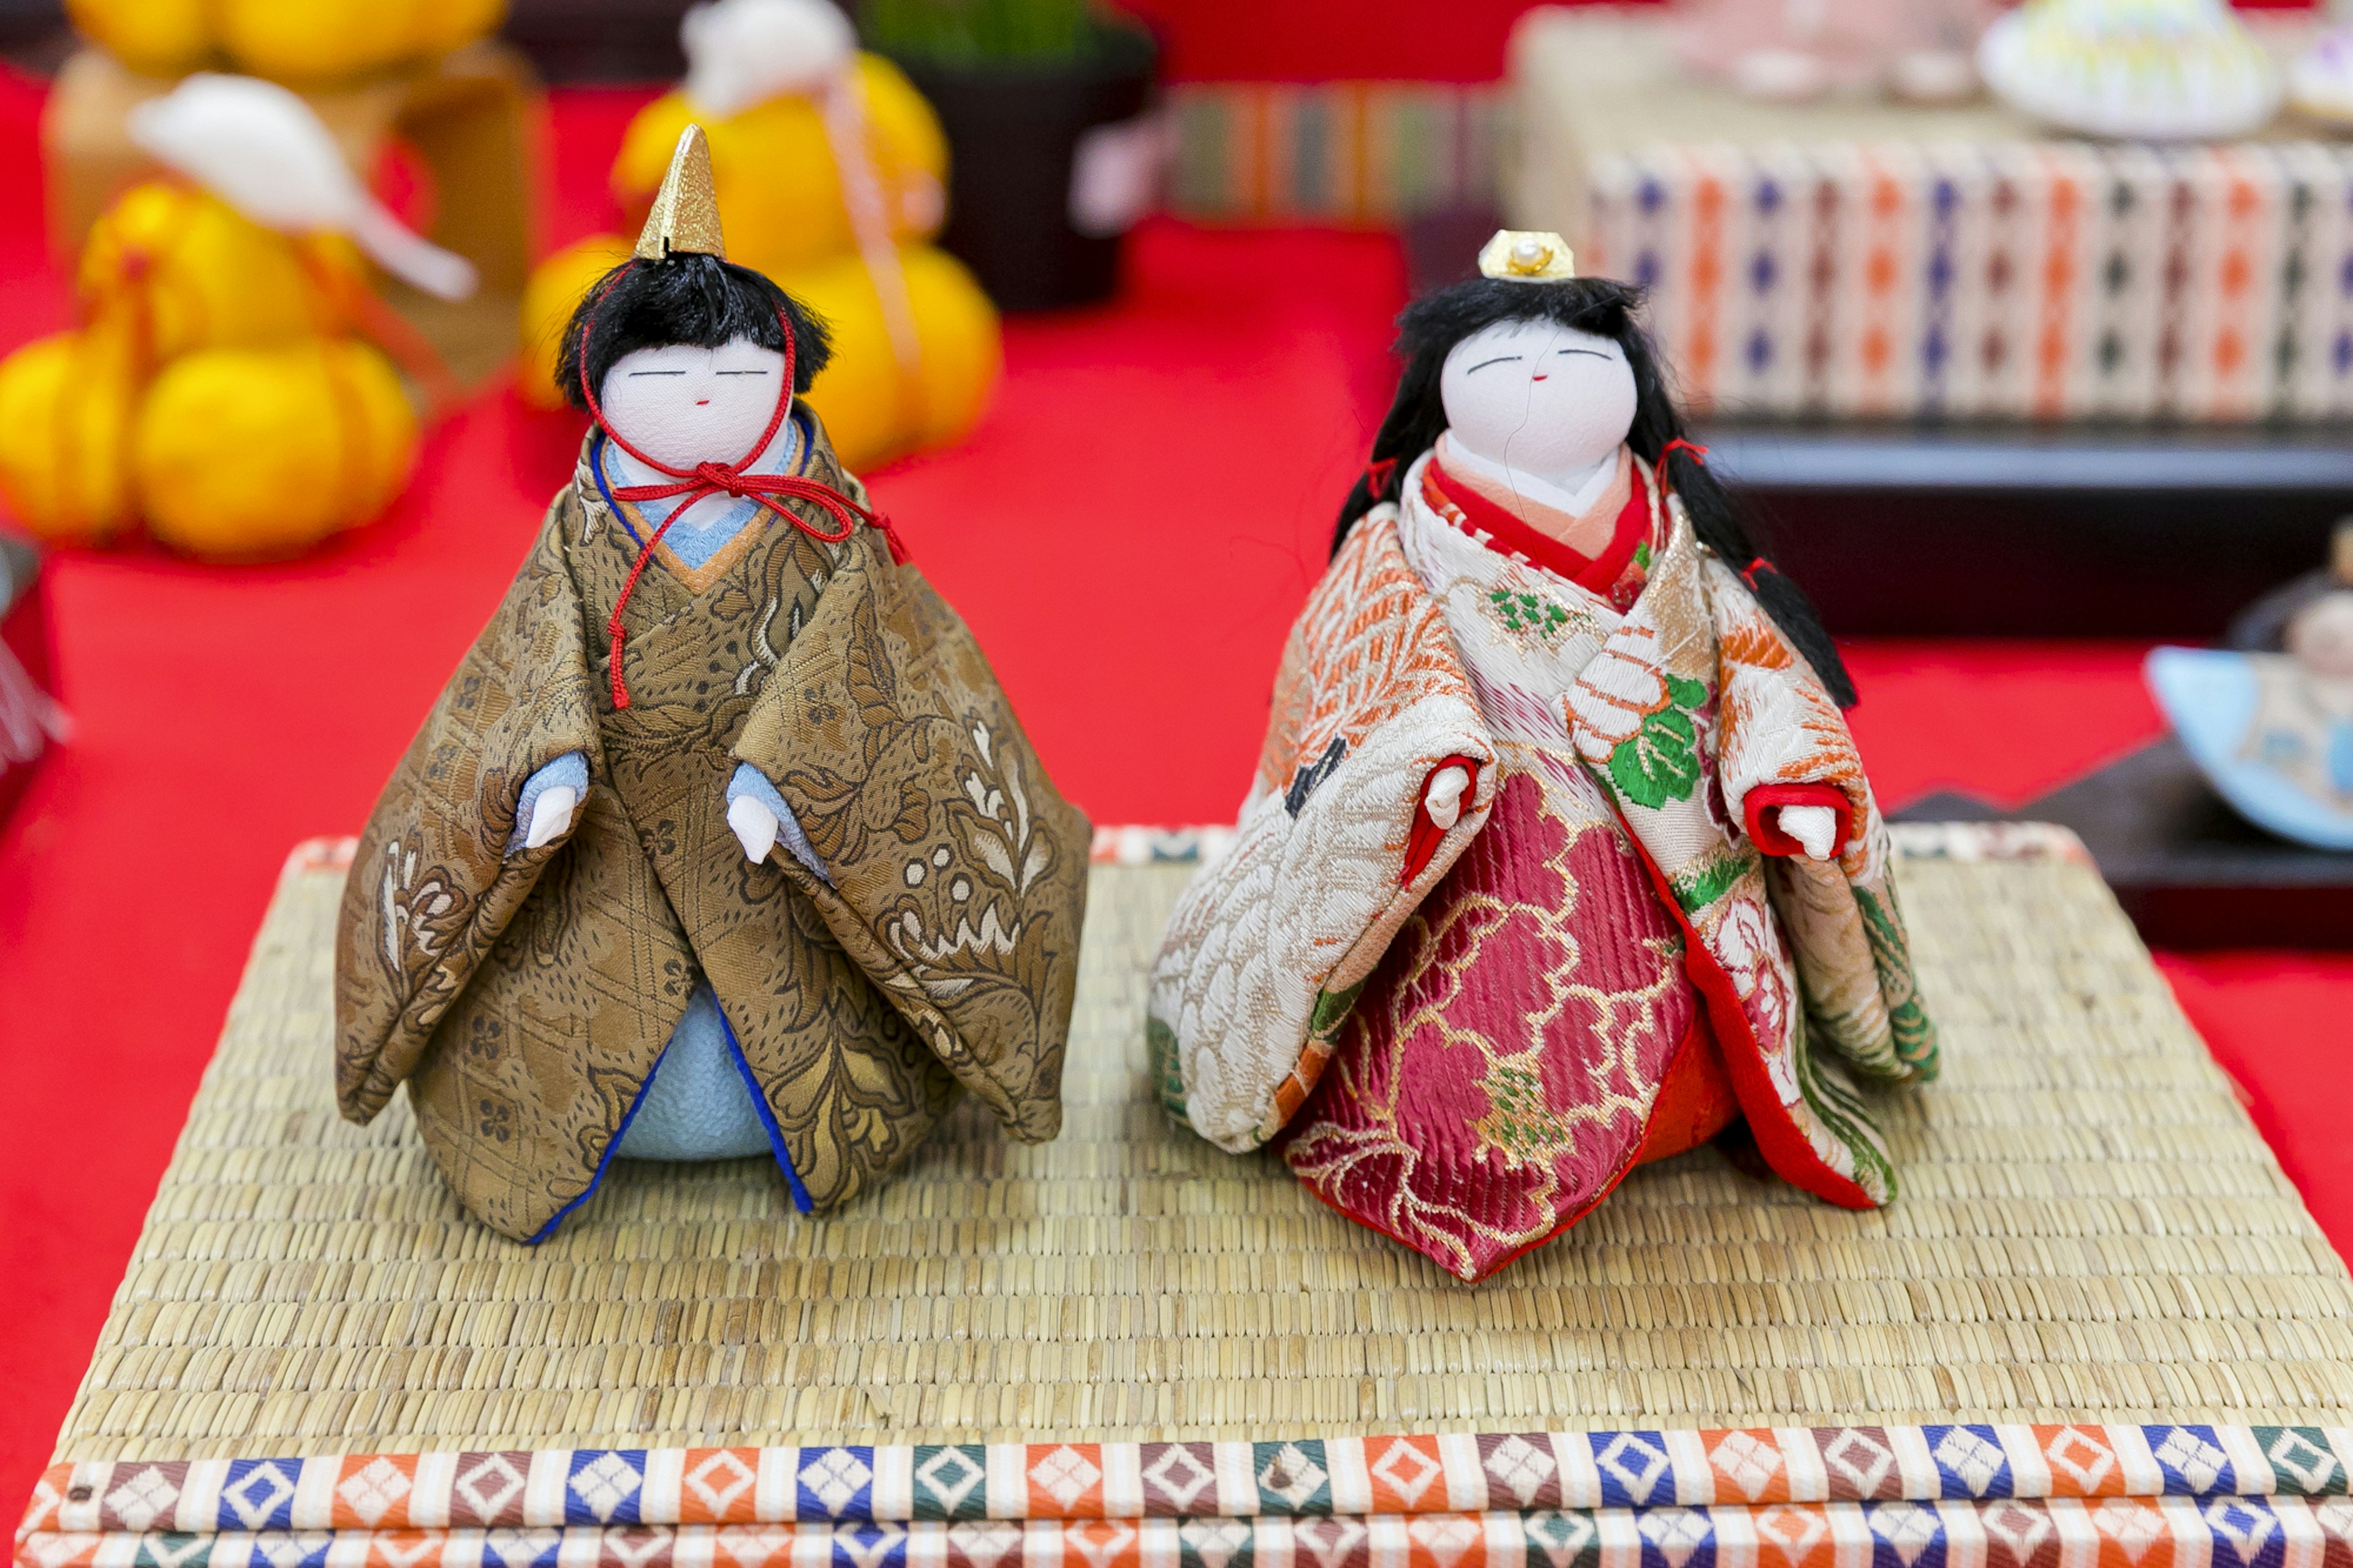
xmin=634 ymin=124 xmax=728 ymax=262
xmin=1478 ymin=230 xmax=1575 ymax=282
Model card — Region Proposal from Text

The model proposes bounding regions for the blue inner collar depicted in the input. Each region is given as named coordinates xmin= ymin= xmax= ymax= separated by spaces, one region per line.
xmin=589 ymin=411 xmax=814 ymax=567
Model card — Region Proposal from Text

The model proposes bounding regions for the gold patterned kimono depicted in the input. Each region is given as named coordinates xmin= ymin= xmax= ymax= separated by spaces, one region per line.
xmin=335 ymin=419 xmax=1089 ymax=1240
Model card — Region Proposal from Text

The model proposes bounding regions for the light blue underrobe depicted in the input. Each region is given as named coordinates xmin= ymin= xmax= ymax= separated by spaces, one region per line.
xmin=615 ymin=981 xmax=771 ymax=1160
xmin=506 ymin=753 xmax=832 ymax=1161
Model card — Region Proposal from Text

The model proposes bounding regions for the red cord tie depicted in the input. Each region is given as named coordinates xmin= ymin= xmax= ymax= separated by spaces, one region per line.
xmin=580 ymin=288 xmax=906 ymax=710
xmin=1654 ymin=437 xmax=1708 ymax=490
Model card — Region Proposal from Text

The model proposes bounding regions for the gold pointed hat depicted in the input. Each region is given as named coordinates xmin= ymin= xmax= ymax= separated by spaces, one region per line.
xmin=634 ymin=124 xmax=727 ymax=262
xmin=1478 ymin=229 xmax=1575 ymax=282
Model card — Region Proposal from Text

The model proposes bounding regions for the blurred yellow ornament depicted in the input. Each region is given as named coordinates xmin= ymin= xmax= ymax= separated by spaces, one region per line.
xmin=134 ymin=339 xmax=418 ymax=558
xmin=780 ymin=244 xmax=998 ymax=470
xmin=519 ymin=238 xmax=998 ymax=469
xmin=212 ymin=0 xmax=415 ymax=81
xmin=614 ymin=55 xmax=946 ymax=278
xmin=78 ymin=181 xmax=360 ymax=366
xmin=517 ymin=233 xmax=634 ymax=412
xmin=64 ymin=0 xmax=211 ymax=75
xmin=66 ymin=0 xmax=506 ymax=80
xmin=0 ymin=327 xmax=143 ymax=545
xmin=897 ymin=243 xmax=999 ymax=452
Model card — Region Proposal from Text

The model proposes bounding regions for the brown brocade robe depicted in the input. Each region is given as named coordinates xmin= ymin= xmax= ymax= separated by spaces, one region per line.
xmin=335 ymin=420 xmax=1089 ymax=1240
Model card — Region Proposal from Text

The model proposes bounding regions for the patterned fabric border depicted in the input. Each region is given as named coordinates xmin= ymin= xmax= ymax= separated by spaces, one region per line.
xmin=1166 ymin=81 xmax=1504 ymax=225
xmin=19 ymin=1494 xmax=2353 ymax=1568
xmin=22 ymin=1426 xmax=2353 ymax=1540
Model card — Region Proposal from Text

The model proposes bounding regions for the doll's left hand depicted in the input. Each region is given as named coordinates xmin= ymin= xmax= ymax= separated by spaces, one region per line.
xmin=728 ymin=792 xmax=779 ymax=863
xmin=723 ymin=763 xmax=832 ymax=883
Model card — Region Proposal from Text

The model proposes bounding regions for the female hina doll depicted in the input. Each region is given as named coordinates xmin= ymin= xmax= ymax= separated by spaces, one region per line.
xmin=335 ymin=127 xmax=1088 ymax=1241
xmin=1150 ymin=232 xmax=1938 ymax=1282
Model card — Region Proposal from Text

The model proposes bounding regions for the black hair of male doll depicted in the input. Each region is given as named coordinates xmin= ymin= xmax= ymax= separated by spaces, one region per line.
xmin=1333 ymin=275 xmax=1856 ymax=709
xmin=557 ymin=252 xmax=835 ymax=409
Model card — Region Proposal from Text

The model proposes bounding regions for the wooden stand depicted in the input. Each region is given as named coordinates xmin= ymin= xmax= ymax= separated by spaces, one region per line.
xmin=1896 ymin=738 xmax=2353 ymax=949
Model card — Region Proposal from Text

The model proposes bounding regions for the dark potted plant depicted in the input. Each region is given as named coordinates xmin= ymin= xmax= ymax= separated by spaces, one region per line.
xmin=861 ymin=0 xmax=1157 ymax=311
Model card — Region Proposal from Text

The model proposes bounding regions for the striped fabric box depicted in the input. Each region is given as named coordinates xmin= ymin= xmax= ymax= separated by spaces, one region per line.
xmin=1580 ymin=138 xmax=2353 ymax=423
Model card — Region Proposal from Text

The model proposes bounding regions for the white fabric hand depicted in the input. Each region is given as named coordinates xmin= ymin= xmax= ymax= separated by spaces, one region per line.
xmin=522 ymin=786 xmax=578 ymax=849
xmin=728 ymin=792 xmax=781 ymax=864
xmin=1777 ymin=803 xmax=1838 ymax=861
xmin=1423 ymin=765 xmax=1471 ymax=830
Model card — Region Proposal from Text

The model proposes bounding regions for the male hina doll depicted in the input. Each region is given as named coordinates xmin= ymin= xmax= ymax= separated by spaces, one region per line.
xmin=1150 ymin=232 xmax=1938 ymax=1282
xmin=335 ymin=127 xmax=1088 ymax=1241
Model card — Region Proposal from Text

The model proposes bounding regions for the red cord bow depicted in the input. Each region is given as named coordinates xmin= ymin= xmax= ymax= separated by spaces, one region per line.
xmin=578 ymin=292 xmax=906 ymax=710
xmin=1654 ymin=437 xmax=1708 ymax=490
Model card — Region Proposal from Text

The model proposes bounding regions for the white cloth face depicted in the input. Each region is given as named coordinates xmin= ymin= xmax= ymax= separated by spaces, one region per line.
xmin=598 ymin=336 xmax=790 ymax=472
xmin=1438 ymin=319 xmax=1637 ymax=504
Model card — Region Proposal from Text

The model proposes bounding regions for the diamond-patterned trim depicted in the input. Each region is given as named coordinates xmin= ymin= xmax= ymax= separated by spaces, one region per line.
xmin=15 ymin=1496 xmax=2353 ymax=1568
xmin=23 ymin=1425 xmax=2353 ymax=1542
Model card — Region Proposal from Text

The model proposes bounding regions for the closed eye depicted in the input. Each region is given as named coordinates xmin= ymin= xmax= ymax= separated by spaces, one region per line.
xmin=1465 ymin=354 xmax=1524 ymax=373
xmin=1558 ymin=348 xmax=1610 ymax=360
xmin=714 ymin=369 xmax=770 ymax=376
xmin=627 ymin=369 xmax=688 ymax=376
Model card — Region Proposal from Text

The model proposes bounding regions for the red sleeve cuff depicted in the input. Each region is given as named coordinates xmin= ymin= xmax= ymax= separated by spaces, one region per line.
xmin=1744 ymin=782 xmax=1853 ymax=858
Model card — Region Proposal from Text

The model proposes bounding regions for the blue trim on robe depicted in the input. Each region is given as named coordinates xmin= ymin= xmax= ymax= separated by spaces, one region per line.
xmin=523 ymin=996 xmax=816 ymax=1240
xmin=720 ymin=1006 xmax=815 ymax=1214
xmin=526 ymin=1047 xmax=665 ymax=1244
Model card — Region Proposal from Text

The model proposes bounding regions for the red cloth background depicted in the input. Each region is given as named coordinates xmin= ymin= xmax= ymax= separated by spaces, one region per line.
xmin=1118 ymin=0 xmax=2316 ymax=81
xmin=0 ymin=67 xmax=2347 ymax=1522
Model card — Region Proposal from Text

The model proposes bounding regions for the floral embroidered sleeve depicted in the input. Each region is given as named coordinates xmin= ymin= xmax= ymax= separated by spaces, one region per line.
xmin=1701 ymin=559 xmax=1939 ymax=1086
xmin=732 ymin=533 xmax=1091 ymax=1144
xmin=1145 ymin=512 xmax=1499 ymax=1155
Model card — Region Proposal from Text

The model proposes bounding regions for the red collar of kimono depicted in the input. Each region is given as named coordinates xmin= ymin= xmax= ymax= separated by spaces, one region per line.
xmin=577 ymin=298 xmax=907 ymax=710
xmin=1422 ymin=451 xmax=1650 ymax=602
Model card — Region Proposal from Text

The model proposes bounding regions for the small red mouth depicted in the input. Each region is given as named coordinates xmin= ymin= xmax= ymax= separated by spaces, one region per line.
xmin=695 ymin=398 xmax=711 ymax=406
xmin=1531 ymin=374 xmax=1549 ymax=382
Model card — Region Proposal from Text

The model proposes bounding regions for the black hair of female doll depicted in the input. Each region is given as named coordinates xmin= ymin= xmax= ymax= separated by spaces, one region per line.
xmin=556 ymin=251 xmax=835 ymax=412
xmin=1335 ymin=275 xmax=1856 ymax=708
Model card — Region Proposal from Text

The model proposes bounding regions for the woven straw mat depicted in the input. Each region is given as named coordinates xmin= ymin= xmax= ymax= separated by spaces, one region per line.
xmin=48 ymin=843 xmax=2353 ymax=1464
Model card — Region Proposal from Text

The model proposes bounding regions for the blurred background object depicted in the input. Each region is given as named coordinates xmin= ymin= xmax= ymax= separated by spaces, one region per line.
xmin=1979 ymin=0 xmax=2284 ymax=139
xmin=0 ymin=531 xmax=63 ymax=835
xmin=1506 ymin=2 xmax=2353 ymax=642
xmin=1 ymin=74 xmax=440 ymax=557
xmin=1675 ymin=0 xmax=1997 ymax=105
xmin=518 ymin=0 xmax=1002 ymax=471
xmin=867 ymin=0 xmax=1158 ymax=310
xmin=42 ymin=21 xmax=534 ymax=388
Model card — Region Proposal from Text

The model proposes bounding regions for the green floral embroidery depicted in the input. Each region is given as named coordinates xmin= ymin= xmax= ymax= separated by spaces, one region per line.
xmin=1474 ymin=1055 xmax=1576 ymax=1167
xmin=1633 ymin=539 xmax=1653 ymax=571
xmin=1857 ymin=884 xmax=1939 ymax=1078
xmin=1607 ymin=672 xmax=1709 ymax=808
xmin=1670 ymin=847 xmax=1749 ymax=913
xmin=1307 ymin=980 xmax=1363 ymax=1042
xmin=1489 ymin=588 xmax=1571 ymax=641
xmin=1146 ymin=1013 xmax=1189 ymax=1121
